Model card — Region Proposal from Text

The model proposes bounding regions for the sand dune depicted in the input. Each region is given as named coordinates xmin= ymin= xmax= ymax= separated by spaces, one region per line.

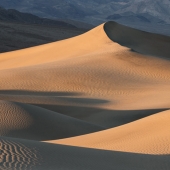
xmin=104 ymin=21 xmax=170 ymax=58
xmin=0 ymin=23 xmax=170 ymax=112
xmin=0 ymin=92 xmax=167 ymax=128
xmin=0 ymin=100 xmax=103 ymax=141
xmin=1 ymin=136 xmax=170 ymax=170
xmin=0 ymin=23 xmax=113 ymax=70
xmin=50 ymin=109 xmax=170 ymax=154
xmin=0 ymin=21 xmax=170 ymax=169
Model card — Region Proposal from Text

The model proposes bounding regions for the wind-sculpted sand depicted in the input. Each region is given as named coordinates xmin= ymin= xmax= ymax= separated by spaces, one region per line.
xmin=52 ymin=109 xmax=170 ymax=154
xmin=0 ymin=21 xmax=170 ymax=169
xmin=0 ymin=100 xmax=104 ymax=141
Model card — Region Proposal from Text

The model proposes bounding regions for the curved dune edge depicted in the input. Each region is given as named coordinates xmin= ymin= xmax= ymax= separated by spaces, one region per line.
xmin=0 ymin=100 xmax=104 ymax=141
xmin=0 ymin=23 xmax=117 ymax=70
xmin=47 ymin=109 xmax=170 ymax=155
xmin=0 ymin=21 xmax=170 ymax=70
xmin=104 ymin=21 xmax=170 ymax=58
xmin=0 ymin=92 xmax=167 ymax=128
xmin=1 ymin=136 xmax=170 ymax=170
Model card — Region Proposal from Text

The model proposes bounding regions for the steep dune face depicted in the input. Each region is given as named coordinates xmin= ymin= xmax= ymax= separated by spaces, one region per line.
xmin=0 ymin=100 xmax=104 ymax=141
xmin=104 ymin=21 xmax=170 ymax=58
xmin=50 ymin=109 xmax=170 ymax=154
xmin=0 ymin=21 xmax=170 ymax=169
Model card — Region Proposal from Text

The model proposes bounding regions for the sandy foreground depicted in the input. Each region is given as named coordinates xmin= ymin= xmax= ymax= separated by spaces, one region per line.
xmin=0 ymin=21 xmax=170 ymax=169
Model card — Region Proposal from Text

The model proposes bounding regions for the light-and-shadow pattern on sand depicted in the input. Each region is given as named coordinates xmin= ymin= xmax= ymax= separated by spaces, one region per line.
xmin=0 ymin=21 xmax=170 ymax=169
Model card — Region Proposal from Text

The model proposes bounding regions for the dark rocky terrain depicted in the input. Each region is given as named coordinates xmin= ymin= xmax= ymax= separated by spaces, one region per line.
xmin=0 ymin=7 xmax=87 ymax=53
xmin=0 ymin=0 xmax=170 ymax=36
xmin=0 ymin=0 xmax=170 ymax=24
xmin=0 ymin=21 xmax=86 ymax=53
xmin=0 ymin=6 xmax=76 ymax=28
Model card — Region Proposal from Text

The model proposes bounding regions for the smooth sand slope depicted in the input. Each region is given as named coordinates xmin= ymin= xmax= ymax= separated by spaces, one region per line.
xmin=51 ymin=109 xmax=170 ymax=154
xmin=0 ymin=100 xmax=103 ymax=141
xmin=0 ymin=23 xmax=111 ymax=70
xmin=0 ymin=21 xmax=170 ymax=169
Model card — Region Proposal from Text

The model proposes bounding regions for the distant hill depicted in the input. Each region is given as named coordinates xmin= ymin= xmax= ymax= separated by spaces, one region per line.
xmin=112 ymin=0 xmax=170 ymax=24
xmin=0 ymin=0 xmax=170 ymax=25
xmin=0 ymin=7 xmax=87 ymax=53
xmin=0 ymin=6 xmax=76 ymax=28
xmin=0 ymin=20 xmax=86 ymax=53
xmin=107 ymin=12 xmax=166 ymax=24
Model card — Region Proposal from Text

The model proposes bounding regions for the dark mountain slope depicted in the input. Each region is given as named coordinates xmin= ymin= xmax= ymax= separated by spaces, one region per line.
xmin=0 ymin=6 xmax=76 ymax=28
xmin=0 ymin=0 xmax=170 ymax=24
xmin=0 ymin=21 xmax=86 ymax=53
xmin=0 ymin=7 xmax=87 ymax=53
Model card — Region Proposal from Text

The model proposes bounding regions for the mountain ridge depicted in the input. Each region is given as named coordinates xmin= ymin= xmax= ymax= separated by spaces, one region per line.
xmin=0 ymin=0 xmax=170 ymax=25
xmin=0 ymin=6 xmax=76 ymax=28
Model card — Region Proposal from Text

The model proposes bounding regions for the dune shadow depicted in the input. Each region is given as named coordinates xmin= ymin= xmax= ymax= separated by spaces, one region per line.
xmin=0 ymin=90 xmax=109 ymax=105
xmin=40 ymin=142 xmax=170 ymax=170
xmin=0 ymin=90 xmax=168 ymax=128
xmin=104 ymin=21 xmax=170 ymax=59
xmin=1 ymin=136 xmax=170 ymax=170
xmin=35 ymin=104 xmax=168 ymax=128
xmin=0 ymin=90 xmax=81 ymax=97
